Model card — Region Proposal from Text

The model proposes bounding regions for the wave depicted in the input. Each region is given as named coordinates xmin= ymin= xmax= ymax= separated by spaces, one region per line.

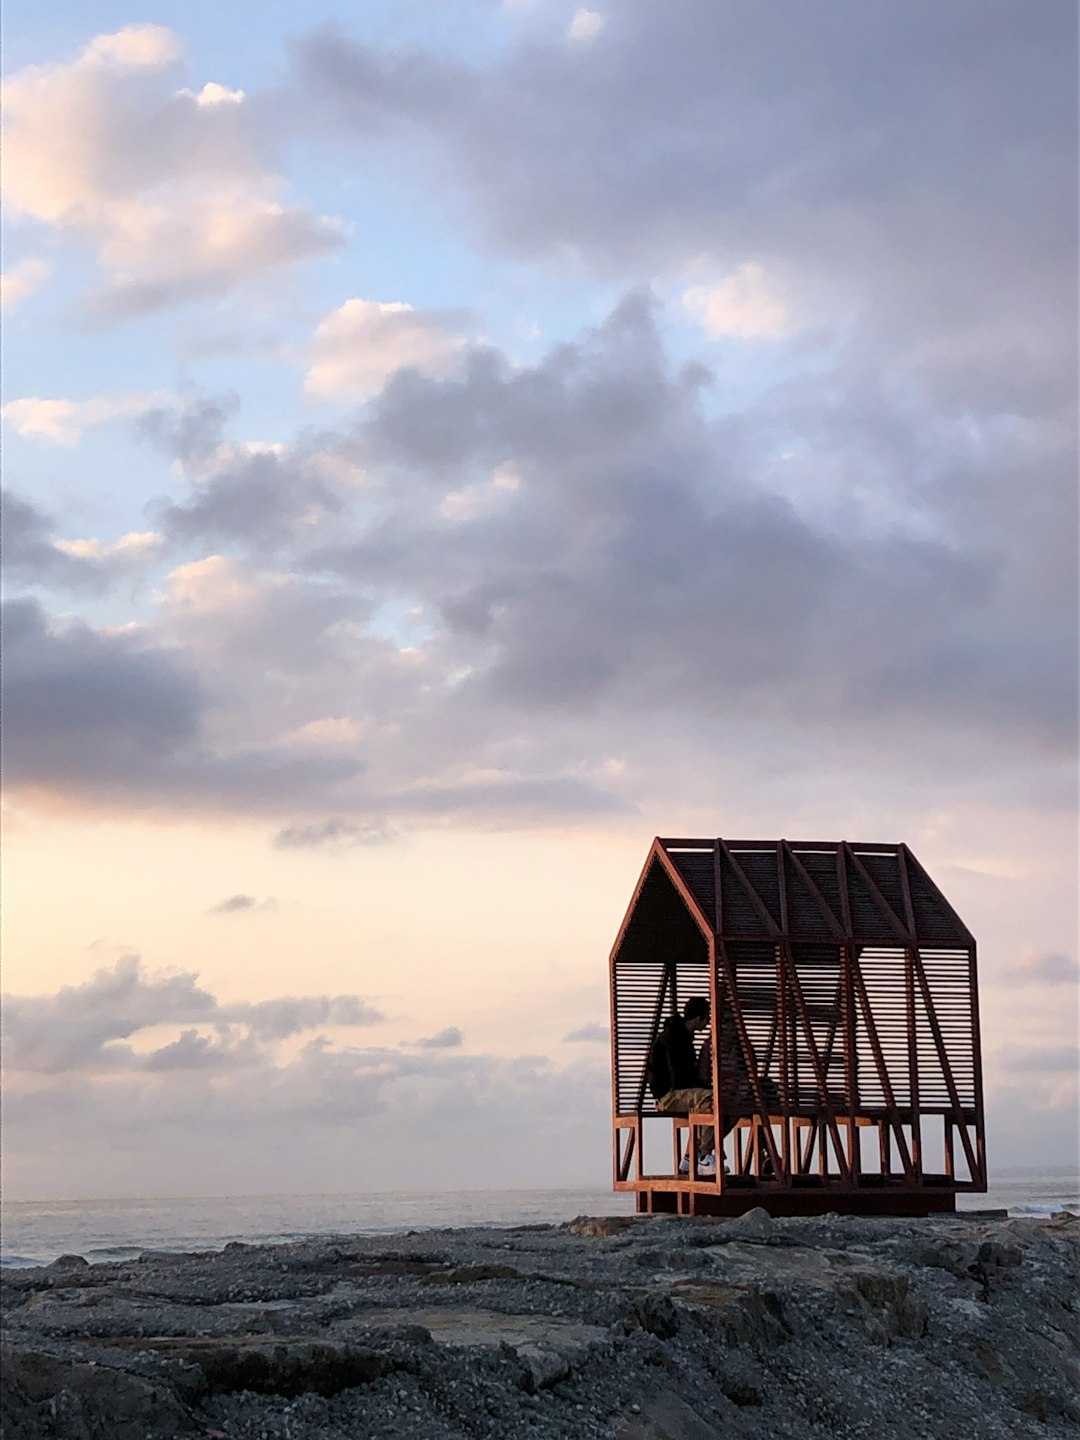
xmin=1008 ymin=1201 xmax=1079 ymax=1217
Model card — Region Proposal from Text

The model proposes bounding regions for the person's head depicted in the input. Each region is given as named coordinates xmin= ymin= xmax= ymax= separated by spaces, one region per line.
xmin=682 ymin=997 xmax=710 ymax=1033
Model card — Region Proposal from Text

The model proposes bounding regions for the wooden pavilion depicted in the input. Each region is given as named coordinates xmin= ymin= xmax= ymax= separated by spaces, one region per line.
xmin=610 ymin=838 xmax=987 ymax=1216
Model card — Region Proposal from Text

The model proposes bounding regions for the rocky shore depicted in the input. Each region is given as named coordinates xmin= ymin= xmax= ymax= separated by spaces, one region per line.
xmin=2 ymin=1208 xmax=1077 ymax=1439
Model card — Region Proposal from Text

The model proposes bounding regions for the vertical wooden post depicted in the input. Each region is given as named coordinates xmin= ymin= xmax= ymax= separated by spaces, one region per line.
xmin=905 ymin=946 xmax=922 ymax=1179
xmin=708 ymin=934 xmax=722 ymax=1190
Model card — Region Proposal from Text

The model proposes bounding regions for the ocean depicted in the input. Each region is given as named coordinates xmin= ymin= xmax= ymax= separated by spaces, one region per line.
xmin=2 ymin=1177 xmax=1077 ymax=1268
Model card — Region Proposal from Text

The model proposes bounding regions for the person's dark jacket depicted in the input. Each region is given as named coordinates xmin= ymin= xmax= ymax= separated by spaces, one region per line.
xmin=646 ymin=1016 xmax=701 ymax=1099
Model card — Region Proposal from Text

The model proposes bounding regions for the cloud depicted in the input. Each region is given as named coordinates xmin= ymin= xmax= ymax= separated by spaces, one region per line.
xmin=2 ymin=958 xmax=614 ymax=1195
xmin=273 ymin=817 xmax=397 ymax=851
xmin=1 ymin=954 xmax=217 ymax=1074
xmin=209 ymin=894 xmax=277 ymax=914
xmin=681 ymin=263 xmax=792 ymax=339
xmin=6 ymin=284 xmax=1074 ymax=831
xmin=566 ymin=10 xmax=605 ymax=47
xmin=409 ymin=1026 xmax=464 ymax=1049
xmin=83 ymin=23 xmax=181 ymax=66
xmin=56 ymin=531 xmax=164 ymax=563
xmin=335 ymin=294 xmax=1074 ymax=756
xmin=994 ymin=951 xmax=1080 ymax=988
xmin=1 ymin=595 xmax=364 ymax=813
xmin=2 ymin=597 xmax=203 ymax=795
xmin=138 ymin=395 xmax=358 ymax=550
xmin=2 ymin=392 xmax=164 ymax=446
xmin=1 ymin=955 xmax=385 ymax=1074
xmin=179 ymin=82 xmax=245 ymax=107
xmin=1 ymin=258 xmax=51 ymax=308
xmin=232 ymin=994 xmax=385 ymax=1039
xmin=293 ymin=2 xmax=1074 ymax=425
xmin=2 ymin=26 xmax=341 ymax=319
xmin=563 ymin=1022 xmax=609 ymax=1044
xmin=998 ymin=1043 xmax=1080 ymax=1075
xmin=305 ymin=299 xmax=466 ymax=398
xmin=2 ymin=491 xmax=162 ymax=593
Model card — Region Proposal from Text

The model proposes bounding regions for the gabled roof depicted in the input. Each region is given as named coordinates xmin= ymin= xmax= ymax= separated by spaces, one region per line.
xmin=648 ymin=837 xmax=973 ymax=947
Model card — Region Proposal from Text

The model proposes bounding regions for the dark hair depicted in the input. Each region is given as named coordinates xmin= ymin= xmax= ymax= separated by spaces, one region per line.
xmin=683 ymin=997 xmax=710 ymax=1021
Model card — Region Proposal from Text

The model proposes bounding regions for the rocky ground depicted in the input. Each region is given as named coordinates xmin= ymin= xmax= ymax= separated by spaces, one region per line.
xmin=2 ymin=1208 xmax=1077 ymax=1440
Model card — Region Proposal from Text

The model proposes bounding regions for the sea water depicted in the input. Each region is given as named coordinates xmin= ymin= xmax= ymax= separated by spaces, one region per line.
xmin=2 ymin=1178 xmax=1076 ymax=1268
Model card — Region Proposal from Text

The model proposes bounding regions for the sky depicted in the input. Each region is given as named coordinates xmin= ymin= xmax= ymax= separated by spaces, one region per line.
xmin=2 ymin=0 xmax=1077 ymax=1201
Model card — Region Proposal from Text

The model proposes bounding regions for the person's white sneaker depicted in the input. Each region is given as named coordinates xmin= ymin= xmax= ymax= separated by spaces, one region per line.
xmin=678 ymin=1154 xmax=690 ymax=1175
xmin=695 ymin=1153 xmax=717 ymax=1176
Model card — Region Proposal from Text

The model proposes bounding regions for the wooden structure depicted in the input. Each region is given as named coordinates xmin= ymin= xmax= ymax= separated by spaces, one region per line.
xmin=610 ymin=838 xmax=986 ymax=1216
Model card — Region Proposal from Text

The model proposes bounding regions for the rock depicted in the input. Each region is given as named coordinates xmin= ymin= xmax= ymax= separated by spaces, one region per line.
xmin=3 ymin=1214 xmax=1077 ymax=1440
xmin=721 ymin=1379 xmax=763 ymax=1407
xmin=136 ymin=1337 xmax=403 ymax=1398
xmin=669 ymin=1279 xmax=790 ymax=1348
xmin=844 ymin=1269 xmax=929 ymax=1343
xmin=967 ymin=1337 xmax=1005 ymax=1384
xmin=46 ymin=1254 xmax=89 ymax=1270
xmin=631 ymin=1293 xmax=680 ymax=1339
xmin=615 ymin=1389 xmax=743 ymax=1439
xmin=565 ymin=1216 xmax=637 ymax=1238
xmin=723 ymin=1207 xmax=775 ymax=1241
xmin=0 ymin=1346 xmax=197 ymax=1438
xmin=517 ymin=1344 xmax=570 ymax=1392
xmin=1019 ymin=1389 xmax=1049 ymax=1422
xmin=911 ymin=1237 xmax=982 ymax=1278
xmin=423 ymin=1263 xmax=520 ymax=1284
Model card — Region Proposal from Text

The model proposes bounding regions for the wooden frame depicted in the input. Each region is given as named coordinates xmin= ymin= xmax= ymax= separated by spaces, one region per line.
xmin=610 ymin=838 xmax=987 ymax=1217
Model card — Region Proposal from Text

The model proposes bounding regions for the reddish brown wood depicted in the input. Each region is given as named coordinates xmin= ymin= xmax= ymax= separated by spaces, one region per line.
xmin=610 ymin=837 xmax=987 ymax=1217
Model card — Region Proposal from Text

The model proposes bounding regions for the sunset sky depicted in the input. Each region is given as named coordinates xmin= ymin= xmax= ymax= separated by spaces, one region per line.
xmin=3 ymin=0 xmax=1077 ymax=1200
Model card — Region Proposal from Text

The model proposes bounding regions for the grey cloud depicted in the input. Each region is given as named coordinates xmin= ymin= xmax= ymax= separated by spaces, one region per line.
xmin=4 ymin=1032 xmax=614 ymax=1195
xmin=3 ymin=492 xmax=103 ymax=591
xmin=2 ymin=597 xmax=203 ymax=789
xmin=2 ymin=956 xmax=385 ymax=1074
xmin=994 ymin=952 xmax=1080 ymax=988
xmin=8 ymin=272 xmax=1073 ymax=832
xmin=139 ymin=394 xmax=240 ymax=470
xmin=273 ymin=817 xmax=397 ymax=851
xmin=140 ymin=396 xmax=351 ymax=549
xmin=2 ymin=490 xmax=158 ymax=594
xmin=1 ymin=955 xmax=216 ymax=1074
xmin=292 ymin=3 xmax=1076 ymax=533
xmin=293 ymin=4 xmax=1073 ymax=295
xmin=293 ymin=27 xmax=469 ymax=136
xmin=563 ymin=1023 xmax=609 ymax=1044
xmin=409 ymin=1027 xmax=464 ymax=1050
xmin=1 ymin=596 xmax=363 ymax=810
xmin=999 ymin=1044 xmax=1080 ymax=1075
xmin=228 ymin=995 xmax=385 ymax=1040
xmin=160 ymin=446 xmax=346 ymax=549
xmin=316 ymin=297 xmax=1074 ymax=757
xmin=209 ymin=894 xmax=277 ymax=914
xmin=142 ymin=1029 xmax=242 ymax=1072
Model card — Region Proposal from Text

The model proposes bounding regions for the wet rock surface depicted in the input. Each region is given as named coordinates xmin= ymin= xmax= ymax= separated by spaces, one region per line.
xmin=2 ymin=1210 xmax=1077 ymax=1438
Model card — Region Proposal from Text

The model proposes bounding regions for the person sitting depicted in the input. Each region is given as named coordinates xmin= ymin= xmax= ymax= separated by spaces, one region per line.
xmin=646 ymin=997 xmax=717 ymax=1175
